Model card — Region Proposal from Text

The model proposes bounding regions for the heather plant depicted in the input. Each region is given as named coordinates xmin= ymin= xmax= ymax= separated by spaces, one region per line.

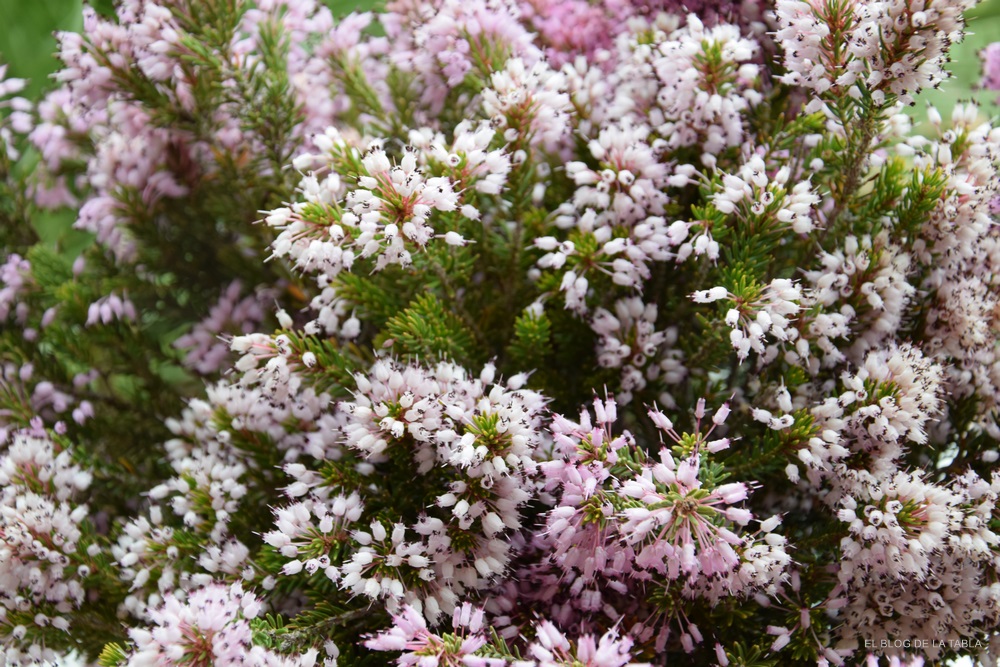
xmin=2 ymin=0 xmax=1000 ymax=665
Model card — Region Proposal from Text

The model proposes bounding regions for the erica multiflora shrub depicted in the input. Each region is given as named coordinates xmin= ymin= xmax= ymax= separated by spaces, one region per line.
xmin=1 ymin=0 xmax=1000 ymax=665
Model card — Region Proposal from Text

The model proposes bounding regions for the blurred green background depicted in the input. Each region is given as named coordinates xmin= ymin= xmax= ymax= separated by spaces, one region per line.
xmin=0 ymin=0 xmax=380 ymax=98
xmin=0 ymin=0 xmax=997 ymax=117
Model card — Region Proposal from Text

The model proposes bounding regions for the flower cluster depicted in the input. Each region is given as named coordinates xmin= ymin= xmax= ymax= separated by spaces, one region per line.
xmin=173 ymin=281 xmax=274 ymax=376
xmin=0 ymin=64 xmax=29 ymax=162
xmin=367 ymin=603 xmax=651 ymax=667
xmin=0 ymin=254 xmax=32 ymax=325
xmin=264 ymin=358 xmax=548 ymax=622
xmin=267 ymin=123 xmax=507 ymax=334
xmin=491 ymin=397 xmax=787 ymax=655
xmin=774 ymin=0 xmax=973 ymax=106
xmin=832 ymin=470 xmax=1000 ymax=660
xmin=122 ymin=582 xmax=333 ymax=666
xmin=646 ymin=16 xmax=762 ymax=157
xmin=591 ymin=297 xmax=685 ymax=406
xmin=0 ymin=429 xmax=91 ymax=664
xmin=692 ymin=278 xmax=802 ymax=362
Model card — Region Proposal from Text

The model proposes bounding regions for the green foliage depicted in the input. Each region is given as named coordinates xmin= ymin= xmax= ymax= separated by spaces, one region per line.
xmin=380 ymin=292 xmax=477 ymax=364
xmin=97 ymin=642 xmax=128 ymax=667
xmin=230 ymin=15 xmax=304 ymax=193
xmin=273 ymin=600 xmax=388 ymax=665
xmin=730 ymin=409 xmax=819 ymax=479
xmin=0 ymin=143 xmax=36 ymax=251
xmin=718 ymin=643 xmax=780 ymax=667
xmin=336 ymin=270 xmax=408 ymax=324
xmin=508 ymin=308 xmax=553 ymax=370
xmin=0 ymin=0 xmax=82 ymax=99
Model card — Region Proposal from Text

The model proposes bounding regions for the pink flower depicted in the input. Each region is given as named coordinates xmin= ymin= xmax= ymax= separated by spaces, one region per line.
xmin=524 ymin=621 xmax=650 ymax=667
xmin=980 ymin=43 xmax=1000 ymax=100
xmin=366 ymin=603 xmax=501 ymax=666
xmin=619 ymin=450 xmax=748 ymax=578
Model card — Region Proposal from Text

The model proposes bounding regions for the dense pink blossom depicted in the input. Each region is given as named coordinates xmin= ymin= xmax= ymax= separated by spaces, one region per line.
xmin=2 ymin=0 xmax=1000 ymax=664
